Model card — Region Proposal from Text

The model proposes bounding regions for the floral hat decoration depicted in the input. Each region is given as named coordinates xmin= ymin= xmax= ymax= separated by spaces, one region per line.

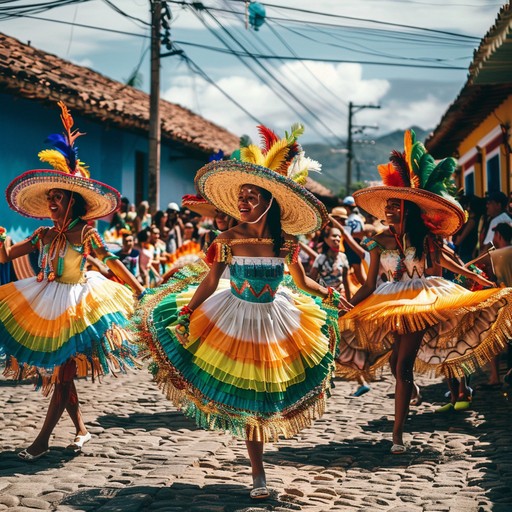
xmin=6 ymin=101 xmax=121 ymax=221
xmin=353 ymin=129 xmax=465 ymax=237
xmin=194 ymin=124 xmax=329 ymax=235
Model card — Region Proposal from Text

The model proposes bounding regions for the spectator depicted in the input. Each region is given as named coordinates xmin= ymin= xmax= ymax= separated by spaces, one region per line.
xmin=342 ymin=196 xmax=366 ymax=286
xmin=165 ymin=202 xmax=183 ymax=254
xmin=133 ymin=200 xmax=152 ymax=235
xmin=453 ymin=194 xmax=486 ymax=262
xmin=480 ymin=191 xmax=512 ymax=253
xmin=115 ymin=229 xmax=140 ymax=279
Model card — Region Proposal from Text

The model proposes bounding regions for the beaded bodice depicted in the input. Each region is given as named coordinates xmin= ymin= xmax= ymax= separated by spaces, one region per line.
xmin=38 ymin=241 xmax=87 ymax=284
xmin=380 ymin=247 xmax=426 ymax=282
xmin=229 ymin=256 xmax=285 ymax=303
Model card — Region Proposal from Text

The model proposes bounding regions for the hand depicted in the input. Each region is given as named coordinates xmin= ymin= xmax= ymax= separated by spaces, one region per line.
xmin=475 ymin=275 xmax=496 ymax=288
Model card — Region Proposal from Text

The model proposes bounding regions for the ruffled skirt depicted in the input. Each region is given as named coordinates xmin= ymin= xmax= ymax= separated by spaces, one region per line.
xmin=337 ymin=276 xmax=512 ymax=378
xmin=133 ymin=264 xmax=340 ymax=442
xmin=0 ymin=271 xmax=138 ymax=388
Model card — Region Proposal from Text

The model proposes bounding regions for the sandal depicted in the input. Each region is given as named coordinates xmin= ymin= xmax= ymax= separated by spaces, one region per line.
xmin=18 ymin=448 xmax=49 ymax=461
xmin=67 ymin=432 xmax=92 ymax=452
xmin=390 ymin=444 xmax=407 ymax=455
xmin=435 ymin=402 xmax=455 ymax=413
xmin=250 ymin=486 xmax=270 ymax=499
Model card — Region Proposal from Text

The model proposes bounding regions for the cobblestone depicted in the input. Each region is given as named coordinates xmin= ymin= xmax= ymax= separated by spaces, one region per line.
xmin=1 ymin=367 xmax=511 ymax=511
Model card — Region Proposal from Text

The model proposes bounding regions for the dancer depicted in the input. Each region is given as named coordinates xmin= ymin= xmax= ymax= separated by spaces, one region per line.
xmin=0 ymin=102 xmax=145 ymax=460
xmin=338 ymin=130 xmax=512 ymax=454
xmin=134 ymin=124 xmax=350 ymax=499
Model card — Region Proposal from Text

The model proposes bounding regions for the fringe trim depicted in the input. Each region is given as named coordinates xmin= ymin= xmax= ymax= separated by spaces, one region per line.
xmin=155 ymin=364 xmax=330 ymax=442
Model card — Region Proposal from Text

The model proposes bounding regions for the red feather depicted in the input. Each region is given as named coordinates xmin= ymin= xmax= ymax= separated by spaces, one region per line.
xmin=258 ymin=125 xmax=279 ymax=154
xmin=378 ymin=162 xmax=406 ymax=187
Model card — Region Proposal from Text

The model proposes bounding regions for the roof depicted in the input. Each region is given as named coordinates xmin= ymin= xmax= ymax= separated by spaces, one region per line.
xmin=0 ymin=32 xmax=240 ymax=155
xmin=425 ymin=4 xmax=512 ymax=158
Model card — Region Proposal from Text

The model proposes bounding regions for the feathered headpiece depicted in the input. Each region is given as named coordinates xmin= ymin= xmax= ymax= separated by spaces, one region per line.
xmin=6 ymin=101 xmax=121 ymax=221
xmin=194 ymin=123 xmax=328 ymax=235
xmin=38 ymin=102 xmax=90 ymax=177
xmin=353 ymin=130 xmax=465 ymax=237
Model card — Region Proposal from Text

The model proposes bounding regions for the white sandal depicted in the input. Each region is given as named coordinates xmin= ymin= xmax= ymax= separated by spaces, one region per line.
xmin=250 ymin=486 xmax=270 ymax=499
xmin=18 ymin=448 xmax=49 ymax=461
xmin=67 ymin=432 xmax=92 ymax=452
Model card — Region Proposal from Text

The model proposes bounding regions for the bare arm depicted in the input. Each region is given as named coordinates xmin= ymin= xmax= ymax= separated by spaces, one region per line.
xmin=288 ymin=259 xmax=352 ymax=310
xmin=439 ymin=249 xmax=495 ymax=288
xmin=186 ymin=261 xmax=227 ymax=311
xmin=0 ymin=237 xmax=36 ymax=264
xmin=350 ymin=248 xmax=380 ymax=306
xmin=93 ymin=245 xmax=145 ymax=295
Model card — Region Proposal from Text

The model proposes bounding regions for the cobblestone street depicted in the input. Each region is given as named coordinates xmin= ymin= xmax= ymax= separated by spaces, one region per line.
xmin=1 ymin=367 xmax=511 ymax=512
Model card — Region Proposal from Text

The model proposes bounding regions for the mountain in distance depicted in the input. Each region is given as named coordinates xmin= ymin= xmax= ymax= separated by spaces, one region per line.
xmin=302 ymin=126 xmax=431 ymax=197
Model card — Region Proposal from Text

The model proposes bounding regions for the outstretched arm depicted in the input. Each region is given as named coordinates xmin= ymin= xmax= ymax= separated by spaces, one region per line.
xmin=288 ymin=259 xmax=352 ymax=310
xmin=0 ymin=235 xmax=37 ymax=264
xmin=439 ymin=249 xmax=495 ymax=288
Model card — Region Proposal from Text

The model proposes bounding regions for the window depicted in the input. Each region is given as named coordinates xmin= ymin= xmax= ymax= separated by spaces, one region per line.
xmin=464 ymin=170 xmax=475 ymax=195
xmin=486 ymin=153 xmax=500 ymax=193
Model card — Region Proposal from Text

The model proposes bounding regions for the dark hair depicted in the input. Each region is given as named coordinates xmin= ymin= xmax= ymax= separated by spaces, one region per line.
xmin=152 ymin=210 xmax=167 ymax=229
xmin=404 ymin=200 xmax=429 ymax=259
xmin=493 ymin=222 xmax=512 ymax=244
xmin=136 ymin=228 xmax=150 ymax=244
xmin=71 ymin=192 xmax=87 ymax=218
xmin=487 ymin=191 xmax=508 ymax=209
xmin=259 ymin=187 xmax=284 ymax=256
xmin=319 ymin=225 xmax=339 ymax=254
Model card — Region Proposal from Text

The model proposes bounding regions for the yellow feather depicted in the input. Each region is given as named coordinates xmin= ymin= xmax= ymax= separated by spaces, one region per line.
xmin=241 ymin=145 xmax=265 ymax=166
xmin=38 ymin=150 xmax=71 ymax=173
xmin=263 ymin=138 xmax=289 ymax=172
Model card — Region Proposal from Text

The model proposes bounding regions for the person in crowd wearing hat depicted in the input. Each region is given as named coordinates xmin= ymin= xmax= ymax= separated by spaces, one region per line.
xmin=165 ymin=201 xmax=183 ymax=254
xmin=133 ymin=124 xmax=350 ymax=499
xmin=480 ymin=191 xmax=512 ymax=254
xmin=0 ymin=102 xmax=145 ymax=461
xmin=338 ymin=130 xmax=512 ymax=454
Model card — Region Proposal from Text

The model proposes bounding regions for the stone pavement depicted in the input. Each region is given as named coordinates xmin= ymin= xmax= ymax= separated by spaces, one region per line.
xmin=1 ymin=367 xmax=511 ymax=512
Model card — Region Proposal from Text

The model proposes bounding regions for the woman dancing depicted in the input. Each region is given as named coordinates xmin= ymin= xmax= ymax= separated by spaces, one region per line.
xmin=338 ymin=130 xmax=512 ymax=454
xmin=134 ymin=124 xmax=349 ymax=498
xmin=0 ymin=102 xmax=145 ymax=460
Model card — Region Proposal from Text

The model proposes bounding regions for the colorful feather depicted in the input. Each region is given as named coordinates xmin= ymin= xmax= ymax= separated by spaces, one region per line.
xmin=403 ymin=129 xmax=415 ymax=172
xmin=263 ymin=138 xmax=290 ymax=172
xmin=241 ymin=145 xmax=265 ymax=166
xmin=288 ymin=151 xmax=321 ymax=181
xmin=38 ymin=150 xmax=70 ymax=174
xmin=378 ymin=162 xmax=407 ymax=187
xmin=257 ymin=125 xmax=279 ymax=154
xmin=389 ymin=150 xmax=410 ymax=187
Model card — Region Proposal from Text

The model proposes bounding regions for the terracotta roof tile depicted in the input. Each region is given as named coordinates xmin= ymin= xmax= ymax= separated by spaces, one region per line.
xmin=0 ymin=32 xmax=239 ymax=155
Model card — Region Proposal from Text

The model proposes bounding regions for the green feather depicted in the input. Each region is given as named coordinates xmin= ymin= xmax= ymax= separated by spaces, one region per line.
xmin=285 ymin=123 xmax=305 ymax=143
xmin=424 ymin=157 xmax=457 ymax=192
xmin=417 ymin=153 xmax=436 ymax=188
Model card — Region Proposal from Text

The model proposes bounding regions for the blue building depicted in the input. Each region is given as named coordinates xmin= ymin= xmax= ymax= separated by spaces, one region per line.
xmin=0 ymin=32 xmax=239 ymax=237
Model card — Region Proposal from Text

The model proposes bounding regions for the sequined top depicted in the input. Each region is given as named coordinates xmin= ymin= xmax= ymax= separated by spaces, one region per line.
xmin=361 ymin=236 xmax=426 ymax=283
xmin=206 ymin=238 xmax=299 ymax=303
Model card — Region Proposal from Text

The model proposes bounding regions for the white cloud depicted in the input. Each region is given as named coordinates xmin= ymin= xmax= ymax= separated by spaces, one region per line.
xmin=163 ymin=61 xmax=390 ymax=141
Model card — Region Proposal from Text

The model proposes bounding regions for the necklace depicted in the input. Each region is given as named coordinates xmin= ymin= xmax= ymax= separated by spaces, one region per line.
xmin=37 ymin=217 xmax=82 ymax=282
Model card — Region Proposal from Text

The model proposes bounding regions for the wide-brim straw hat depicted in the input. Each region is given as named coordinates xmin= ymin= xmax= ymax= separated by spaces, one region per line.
xmin=181 ymin=194 xmax=217 ymax=218
xmin=353 ymin=186 xmax=465 ymax=237
xmin=195 ymin=160 xmax=328 ymax=235
xmin=6 ymin=169 xmax=121 ymax=221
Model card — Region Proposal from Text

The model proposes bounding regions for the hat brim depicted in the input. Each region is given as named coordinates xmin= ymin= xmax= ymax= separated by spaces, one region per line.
xmin=6 ymin=170 xmax=121 ymax=221
xmin=353 ymin=187 xmax=465 ymax=236
xmin=195 ymin=161 xmax=328 ymax=235
xmin=181 ymin=199 xmax=217 ymax=218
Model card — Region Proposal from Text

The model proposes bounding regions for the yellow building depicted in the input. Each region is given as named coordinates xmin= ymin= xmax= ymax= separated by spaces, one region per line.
xmin=426 ymin=4 xmax=512 ymax=199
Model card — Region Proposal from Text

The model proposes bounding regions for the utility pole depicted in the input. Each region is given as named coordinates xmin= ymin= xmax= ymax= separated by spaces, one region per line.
xmin=346 ymin=102 xmax=380 ymax=194
xmin=148 ymin=0 xmax=162 ymax=213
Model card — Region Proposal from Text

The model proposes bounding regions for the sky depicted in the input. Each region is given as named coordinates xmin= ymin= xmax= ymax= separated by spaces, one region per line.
xmin=0 ymin=0 xmax=505 ymax=145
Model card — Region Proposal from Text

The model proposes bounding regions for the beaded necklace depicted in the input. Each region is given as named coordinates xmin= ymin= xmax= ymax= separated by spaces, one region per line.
xmin=37 ymin=217 xmax=81 ymax=282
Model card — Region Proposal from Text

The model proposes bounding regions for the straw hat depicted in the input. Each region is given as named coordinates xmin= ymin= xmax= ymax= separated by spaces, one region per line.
xmin=6 ymin=102 xmax=121 ymax=221
xmin=331 ymin=206 xmax=348 ymax=219
xmin=181 ymin=194 xmax=216 ymax=218
xmin=195 ymin=124 xmax=328 ymax=235
xmin=353 ymin=130 xmax=465 ymax=237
